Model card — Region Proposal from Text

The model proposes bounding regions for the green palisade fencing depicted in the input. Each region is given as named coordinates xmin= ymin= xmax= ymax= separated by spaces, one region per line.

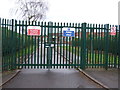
xmin=0 ymin=18 xmax=120 ymax=71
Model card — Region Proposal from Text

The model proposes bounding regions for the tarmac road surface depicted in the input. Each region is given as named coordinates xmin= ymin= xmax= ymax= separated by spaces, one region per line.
xmin=3 ymin=68 xmax=101 ymax=88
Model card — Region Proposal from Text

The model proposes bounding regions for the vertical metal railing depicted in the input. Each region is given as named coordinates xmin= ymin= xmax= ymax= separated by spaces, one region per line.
xmin=118 ymin=25 xmax=120 ymax=69
xmin=0 ymin=18 xmax=2 ymax=72
xmin=1 ymin=18 xmax=120 ymax=71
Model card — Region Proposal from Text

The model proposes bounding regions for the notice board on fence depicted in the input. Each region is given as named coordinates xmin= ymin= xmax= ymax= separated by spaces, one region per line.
xmin=110 ymin=27 xmax=116 ymax=35
xmin=27 ymin=26 xmax=41 ymax=36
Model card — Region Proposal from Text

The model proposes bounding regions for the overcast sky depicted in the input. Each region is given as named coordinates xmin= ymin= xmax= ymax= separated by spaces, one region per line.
xmin=0 ymin=0 xmax=119 ymax=24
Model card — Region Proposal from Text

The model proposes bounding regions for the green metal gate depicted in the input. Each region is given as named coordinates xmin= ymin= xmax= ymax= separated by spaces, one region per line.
xmin=14 ymin=21 xmax=85 ymax=69
xmin=1 ymin=18 xmax=120 ymax=71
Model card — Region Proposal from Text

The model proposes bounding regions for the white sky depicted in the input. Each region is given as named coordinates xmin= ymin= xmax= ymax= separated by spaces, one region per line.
xmin=0 ymin=0 xmax=119 ymax=24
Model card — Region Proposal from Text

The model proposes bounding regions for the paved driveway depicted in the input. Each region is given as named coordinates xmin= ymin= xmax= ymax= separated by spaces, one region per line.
xmin=3 ymin=69 xmax=101 ymax=88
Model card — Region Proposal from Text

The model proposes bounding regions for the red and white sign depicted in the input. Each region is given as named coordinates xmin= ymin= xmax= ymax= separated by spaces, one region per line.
xmin=27 ymin=26 xmax=41 ymax=36
xmin=110 ymin=27 xmax=116 ymax=35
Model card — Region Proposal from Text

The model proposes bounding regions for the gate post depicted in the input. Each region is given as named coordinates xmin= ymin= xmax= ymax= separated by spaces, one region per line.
xmin=118 ymin=25 xmax=120 ymax=69
xmin=11 ymin=19 xmax=16 ymax=70
xmin=48 ymin=22 xmax=53 ymax=70
xmin=0 ymin=18 xmax=2 ymax=79
xmin=104 ymin=24 xmax=109 ymax=70
xmin=81 ymin=23 xmax=87 ymax=70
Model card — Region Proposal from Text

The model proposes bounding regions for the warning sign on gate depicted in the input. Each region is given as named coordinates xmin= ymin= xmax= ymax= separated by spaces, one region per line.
xmin=27 ymin=26 xmax=41 ymax=36
xmin=62 ymin=28 xmax=75 ymax=37
xmin=110 ymin=27 xmax=116 ymax=35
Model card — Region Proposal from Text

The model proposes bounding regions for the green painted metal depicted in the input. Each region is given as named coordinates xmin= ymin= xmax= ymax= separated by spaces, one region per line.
xmin=104 ymin=24 xmax=109 ymax=70
xmin=1 ymin=18 xmax=120 ymax=71
xmin=81 ymin=23 xmax=87 ymax=69
xmin=62 ymin=23 xmax=65 ymax=68
xmin=60 ymin=23 xmax=62 ymax=69
xmin=71 ymin=23 xmax=74 ymax=68
xmin=43 ymin=22 xmax=46 ymax=69
xmin=118 ymin=25 xmax=120 ymax=69
xmin=114 ymin=25 xmax=117 ymax=68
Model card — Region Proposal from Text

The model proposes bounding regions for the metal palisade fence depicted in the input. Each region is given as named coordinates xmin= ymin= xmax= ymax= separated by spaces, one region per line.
xmin=0 ymin=18 xmax=120 ymax=71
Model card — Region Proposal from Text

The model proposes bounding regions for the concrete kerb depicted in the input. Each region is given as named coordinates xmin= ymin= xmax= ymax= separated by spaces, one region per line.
xmin=0 ymin=69 xmax=21 ymax=87
xmin=76 ymin=68 xmax=110 ymax=90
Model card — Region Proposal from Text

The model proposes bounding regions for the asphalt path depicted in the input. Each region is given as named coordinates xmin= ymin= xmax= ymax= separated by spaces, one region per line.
xmin=3 ymin=69 xmax=101 ymax=88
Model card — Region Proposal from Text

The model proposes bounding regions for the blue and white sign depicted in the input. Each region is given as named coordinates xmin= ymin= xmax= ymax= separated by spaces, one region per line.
xmin=62 ymin=28 xmax=75 ymax=37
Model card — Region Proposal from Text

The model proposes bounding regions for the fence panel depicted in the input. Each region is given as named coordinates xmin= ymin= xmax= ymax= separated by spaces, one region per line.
xmin=1 ymin=18 xmax=120 ymax=71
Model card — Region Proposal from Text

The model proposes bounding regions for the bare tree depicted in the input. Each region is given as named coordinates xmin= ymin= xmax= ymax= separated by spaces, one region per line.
xmin=14 ymin=0 xmax=48 ymax=21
